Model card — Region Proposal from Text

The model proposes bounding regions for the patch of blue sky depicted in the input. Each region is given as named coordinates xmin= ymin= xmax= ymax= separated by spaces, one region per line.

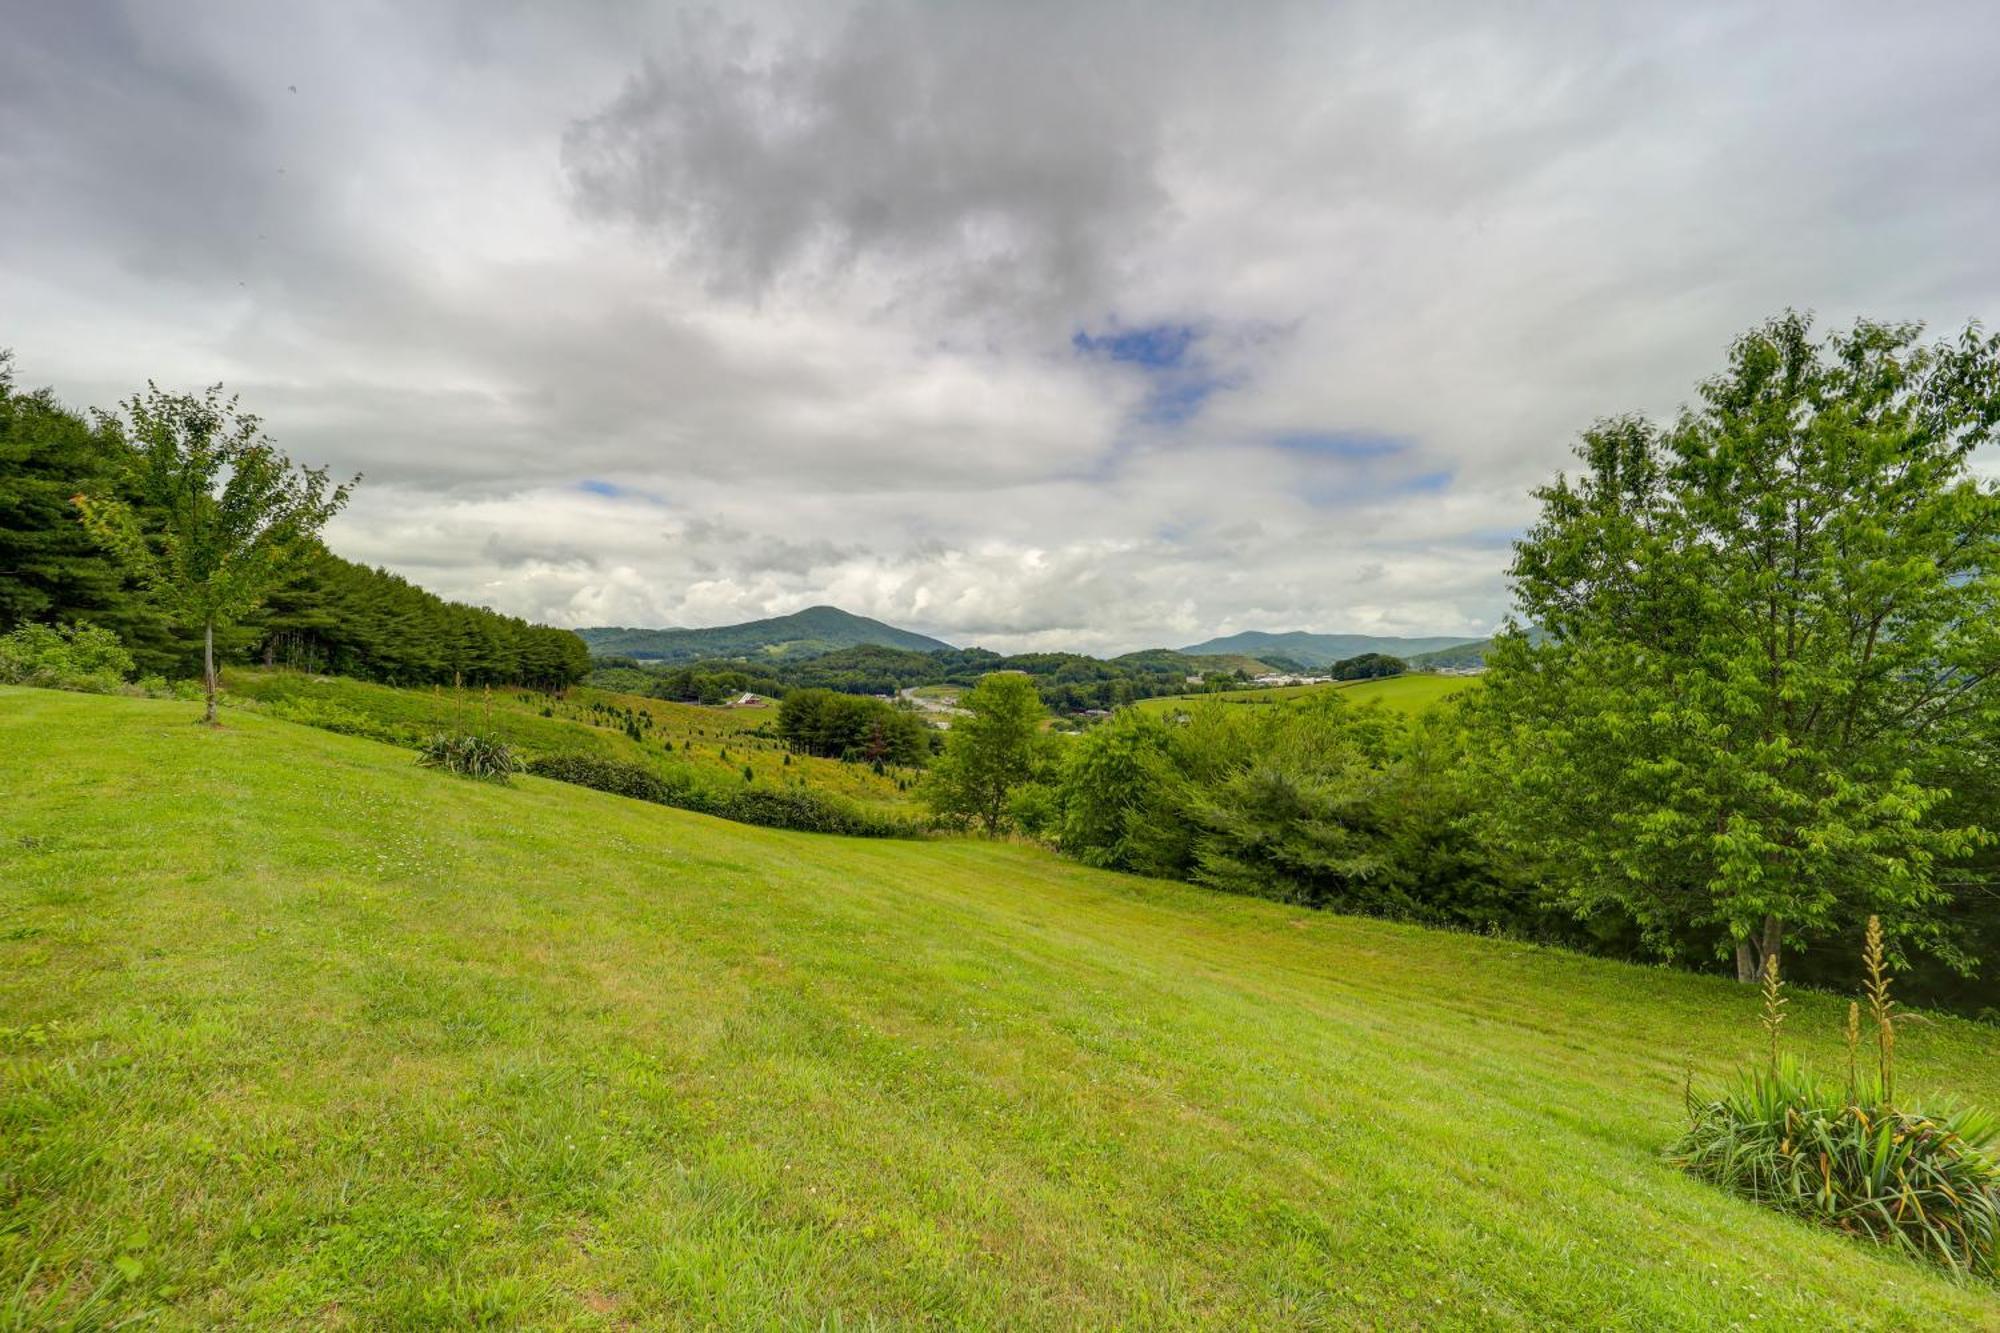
xmin=1271 ymin=431 xmax=1411 ymax=460
xmin=576 ymin=479 xmax=665 ymax=504
xmin=1071 ymin=322 xmax=1198 ymax=367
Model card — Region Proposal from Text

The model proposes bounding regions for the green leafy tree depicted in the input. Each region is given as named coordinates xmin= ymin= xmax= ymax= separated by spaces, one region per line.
xmin=924 ymin=672 xmax=1049 ymax=833
xmin=74 ymin=385 xmax=356 ymax=723
xmin=1476 ymin=314 xmax=2000 ymax=981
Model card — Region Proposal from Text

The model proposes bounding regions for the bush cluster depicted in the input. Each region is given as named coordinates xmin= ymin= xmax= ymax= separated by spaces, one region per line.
xmin=0 ymin=622 xmax=134 ymax=693
xmin=1044 ymin=694 xmax=1571 ymax=941
xmin=523 ymin=753 xmax=921 ymax=838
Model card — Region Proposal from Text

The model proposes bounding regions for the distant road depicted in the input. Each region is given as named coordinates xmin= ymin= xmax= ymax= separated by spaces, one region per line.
xmin=899 ymin=686 xmax=968 ymax=718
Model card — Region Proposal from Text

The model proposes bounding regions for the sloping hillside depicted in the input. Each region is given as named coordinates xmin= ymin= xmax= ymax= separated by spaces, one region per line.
xmin=1135 ymin=673 xmax=1480 ymax=715
xmin=1180 ymin=630 xmax=1483 ymax=668
xmin=3 ymin=688 xmax=1996 ymax=1329
xmin=580 ymin=606 xmax=952 ymax=662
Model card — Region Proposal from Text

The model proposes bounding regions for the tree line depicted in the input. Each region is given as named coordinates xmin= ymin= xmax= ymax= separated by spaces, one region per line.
xmin=0 ymin=357 xmax=589 ymax=696
xmin=591 ymin=642 xmax=1267 ymax=714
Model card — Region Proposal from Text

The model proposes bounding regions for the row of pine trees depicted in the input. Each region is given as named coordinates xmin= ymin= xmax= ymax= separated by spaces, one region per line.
xmin=0 ymin=356 xmax=589 ymax=689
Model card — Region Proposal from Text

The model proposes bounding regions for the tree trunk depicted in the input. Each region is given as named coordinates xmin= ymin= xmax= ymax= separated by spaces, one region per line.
xmin=1735 ymin=936 xmax=1758 ymax=984
xmin=1759 ymin=913 xmax=1783 ymax=980
xmin=203 ymin=619 xmax=217 ymax=725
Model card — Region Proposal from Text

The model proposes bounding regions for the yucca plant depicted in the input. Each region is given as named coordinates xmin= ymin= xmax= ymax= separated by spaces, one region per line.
xmin=1669 ymin=918 xmax=2000 ymax=1278
xmin=415 ymin=731 xmax=517 ymax=782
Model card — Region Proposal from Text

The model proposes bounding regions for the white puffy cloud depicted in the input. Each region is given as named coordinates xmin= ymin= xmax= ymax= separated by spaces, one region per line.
xmin=4 ymin=0 xmax=1997 ymax=653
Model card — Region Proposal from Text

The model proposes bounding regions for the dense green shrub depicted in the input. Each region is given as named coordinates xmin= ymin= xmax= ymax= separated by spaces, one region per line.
xmin=777 ymin=688 xmax=931 ymax=765
xmin=523 ymin=753 xmax=685 ymax=804
xmin=416 ymin=731 xmax=518 ymax=782
xmin=1051 ymin=694 xmax=1556 ymax=934
xmin=1670 ymin=923 xmax=2000 ymax=1277
xmin=523 ymin=753 xmax=921 ymax=838
xmin=0 ymin=622 xmax=134 ymax=693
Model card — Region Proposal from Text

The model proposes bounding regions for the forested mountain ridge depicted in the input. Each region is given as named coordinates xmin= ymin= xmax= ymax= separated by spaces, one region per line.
xmin=1180 ymin=629 xmax=1484 ymax=668
xmin=580 ymin=605 xmax=952 ymax=662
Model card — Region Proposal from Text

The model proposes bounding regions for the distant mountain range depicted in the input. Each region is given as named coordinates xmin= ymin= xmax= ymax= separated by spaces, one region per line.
xmin=579 ymin=606 xmax=954 ymax=663
xmin=1404 ymin=627 xmax=1550 ymax=669
xmin=581 ymin=605 xmax=1535 ymax=672
xmin=1179 ymin=630 xmax=1486 ymax=670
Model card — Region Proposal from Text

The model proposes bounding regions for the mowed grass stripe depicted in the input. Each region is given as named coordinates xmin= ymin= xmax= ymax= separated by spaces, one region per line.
xmin=2 ymin=687 xmax=1996 ymax=1329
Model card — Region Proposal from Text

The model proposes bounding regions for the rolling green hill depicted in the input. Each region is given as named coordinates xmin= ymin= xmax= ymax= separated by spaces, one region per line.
xmin=1179 ymin=630 xmax=1484 ymax=669
xmin=580 ymin=606 xmax=953 ymax=663
xmin=3 ymin=687 xmax=1997 ymax=1328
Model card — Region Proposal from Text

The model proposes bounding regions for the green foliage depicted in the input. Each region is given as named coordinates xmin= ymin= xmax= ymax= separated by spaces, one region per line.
xmin=0 ymin=622 xmax=133 ymax=693
xmin=1671 ymin=926 xmax=2000 ymax=1277
xmin=73 ymin=384 xmax=355 ymax=721
xmin=776 ymin=687 xmax=931 ymax=765
xmin=416 ymin=732 xmax=518 ymax=782
xmin=601 ymin=642 xmax=1265 ymax=716
xmin=923 ymin=673 xmax=1051 ymax=833
xmin=523 ymin=752 xmax=683 ymax=803
xmin=1475 ymin=314 xmax=2000 ymax=980
xmin=2 ymin=362 xmax=586 ymax=697
xmin=1327 ymin=652 xmax=1405 ymax=680
xmin=0 ymin=356 xmax=190 ymax=672
xmin=256 ymin=545 xmax=591 ymax=689
xmin=522 ymin=752 xmax=921 ymax=838
xmin=1054 ymin=693 xmax=1551 ymax=931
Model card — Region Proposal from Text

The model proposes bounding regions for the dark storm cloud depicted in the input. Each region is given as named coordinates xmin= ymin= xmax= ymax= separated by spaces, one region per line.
xmin=562 ymin=3 xmax=1178 ymax=319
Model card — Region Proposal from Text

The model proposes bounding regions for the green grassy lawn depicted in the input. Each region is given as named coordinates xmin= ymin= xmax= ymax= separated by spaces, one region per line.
xmin=3 ymin=687 xmax=1997 ymax=1329
xmin=1136 ymin=672 xmax=1478 ymax=716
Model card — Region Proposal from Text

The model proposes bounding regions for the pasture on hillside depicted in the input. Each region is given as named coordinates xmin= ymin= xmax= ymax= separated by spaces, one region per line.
xmin=1134 ymin=672 xmax=1478 ymax=716
xmin=3 ymin=687 xmax=1996 ymax=1329
xmin=222 ymin=668 xmax=920 ymax=810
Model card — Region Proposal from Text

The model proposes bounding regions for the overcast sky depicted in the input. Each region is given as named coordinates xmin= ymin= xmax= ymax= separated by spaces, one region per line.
xmin=5 ymin=2 xmax=1998 ymax=653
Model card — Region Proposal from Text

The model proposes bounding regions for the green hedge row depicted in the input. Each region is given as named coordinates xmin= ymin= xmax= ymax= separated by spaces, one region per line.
xmin=522 ymin=753 xmax=924 ymax=839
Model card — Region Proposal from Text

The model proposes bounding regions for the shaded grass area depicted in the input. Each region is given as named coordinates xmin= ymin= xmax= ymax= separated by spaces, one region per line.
xmin=1133 ymin=673 xmax=1478 ymax=716
xmin=2 ymin=687 xmax=1996 ymax=1329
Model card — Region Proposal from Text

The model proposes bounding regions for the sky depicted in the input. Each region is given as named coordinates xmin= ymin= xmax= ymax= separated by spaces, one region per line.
xmin=5 ymin=1 xmax=1999 ymax=655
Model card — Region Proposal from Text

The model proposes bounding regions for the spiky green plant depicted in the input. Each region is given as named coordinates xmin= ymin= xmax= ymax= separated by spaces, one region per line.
xmin=415 ymin=731 xmax=517 ymax=782
xmin=1670 ymin=917 xmax=2000 ymax=1278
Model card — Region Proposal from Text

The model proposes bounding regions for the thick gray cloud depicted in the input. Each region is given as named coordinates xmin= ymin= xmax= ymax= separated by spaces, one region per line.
xmin=3 ymin=1 xmax=1998 ymax=653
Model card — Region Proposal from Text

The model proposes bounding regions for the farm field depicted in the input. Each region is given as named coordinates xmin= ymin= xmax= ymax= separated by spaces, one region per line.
xmin=1135 ymin=672 xmax=1479 ymax=716
xmin=3 ymin=686 xmax=1996 ymax=1329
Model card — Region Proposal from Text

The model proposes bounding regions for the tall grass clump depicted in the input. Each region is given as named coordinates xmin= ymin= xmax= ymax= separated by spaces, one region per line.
xmin=1669 ymin=919 xmax=2000 ymax=1278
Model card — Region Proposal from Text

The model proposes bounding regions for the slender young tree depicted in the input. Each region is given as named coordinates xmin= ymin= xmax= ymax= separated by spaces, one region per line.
xmin=1477 ymin=314 xmax=2000 ymax=981
xmin=74 ymin=384 xmax=356 ymax=724
xmin=924 ymin=672 xmax=1048 ymax=833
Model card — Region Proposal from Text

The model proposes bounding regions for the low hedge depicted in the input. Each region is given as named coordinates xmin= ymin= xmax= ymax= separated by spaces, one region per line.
xmin=522 ymin=753 xmax=922 ymax=839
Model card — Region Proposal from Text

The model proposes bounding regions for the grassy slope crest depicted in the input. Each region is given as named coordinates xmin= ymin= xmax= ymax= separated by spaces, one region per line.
xmin=2 ymin=687 xmax=1996 ymax=1329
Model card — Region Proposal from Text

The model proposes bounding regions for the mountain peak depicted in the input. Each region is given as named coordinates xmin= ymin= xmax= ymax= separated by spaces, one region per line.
xmin=578 ymin=606 xmax=951 ymax=663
